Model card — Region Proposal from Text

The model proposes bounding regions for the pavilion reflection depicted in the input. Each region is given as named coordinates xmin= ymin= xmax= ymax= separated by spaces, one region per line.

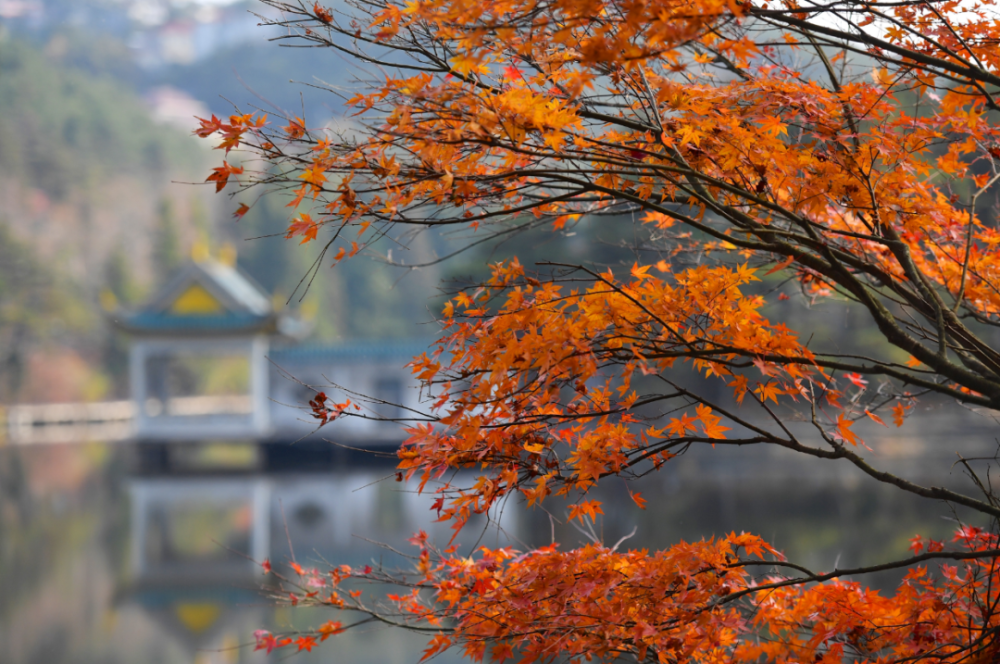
xmin=120 ymin=468 xmax=520 ymax=661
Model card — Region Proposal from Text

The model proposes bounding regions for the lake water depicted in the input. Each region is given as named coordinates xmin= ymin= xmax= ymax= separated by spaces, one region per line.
xmin=1 ymin=407 xmax=995 ymax=663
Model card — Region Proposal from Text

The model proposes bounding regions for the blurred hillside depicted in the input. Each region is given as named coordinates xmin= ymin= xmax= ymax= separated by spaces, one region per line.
xmin=0 ymin=20 xmax=442 ymax=405
xmin=0 ymin=38 xmax=207 ymax=281
xmin=0 ymin=1 xmax=908 ymax=410
xmin=0 ymin=35 xmax=212 ymax=403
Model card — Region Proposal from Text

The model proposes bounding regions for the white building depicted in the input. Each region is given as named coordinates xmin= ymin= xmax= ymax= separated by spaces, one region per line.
xmin=113 ymin=253 xmax=429 ymax=450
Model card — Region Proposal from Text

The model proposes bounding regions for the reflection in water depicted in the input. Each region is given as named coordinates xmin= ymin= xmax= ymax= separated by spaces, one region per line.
xmin=0 ymin=442 xmax=522 ymax=664
xmin=131 ymin=480 xmax=264 ymax=576
xmin=127 ymin=470 xmax=520 ymax=663
xmin=0 ymin=419 xmax=994 ymax=663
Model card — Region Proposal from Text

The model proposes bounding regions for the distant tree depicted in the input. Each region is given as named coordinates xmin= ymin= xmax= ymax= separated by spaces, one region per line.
xmin=101 ymin=244 xmax=141 ymax=396
xmin=0 ymin=39 xmax=201 ymax=199
xmin=104 ymin=244 xmax=139 ymax=306
xmin=151 ymin=198 xmax=182 ymax=285
xmin=201 ymin=0 xmax=1000 ymax=661
xmin=0 ymin=223 xmax=90 ymax=401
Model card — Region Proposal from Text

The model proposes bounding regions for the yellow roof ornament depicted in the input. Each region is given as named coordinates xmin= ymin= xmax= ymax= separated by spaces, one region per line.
xmin=99 ymin=289 xmax=118 ymax=312
xmin=301 ymin=298 xmax=319 ymax=321
xmin=191 ymin=239 xmax=210 ymax=264
xmin=218 ymin=242 xmax=237 ymax=267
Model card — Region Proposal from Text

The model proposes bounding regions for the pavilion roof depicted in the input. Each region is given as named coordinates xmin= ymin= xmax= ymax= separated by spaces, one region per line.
xmin=113 ymin=258 xmax=279 ymax=335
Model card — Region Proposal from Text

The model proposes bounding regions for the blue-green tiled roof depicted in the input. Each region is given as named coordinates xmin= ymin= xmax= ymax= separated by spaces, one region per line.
xmin=118 ymin=311 xmax=273 ymax=332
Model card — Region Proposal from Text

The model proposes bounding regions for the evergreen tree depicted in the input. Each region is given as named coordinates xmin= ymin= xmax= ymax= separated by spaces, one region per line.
xmin=151 ymin=197 xmax=182 ymax=285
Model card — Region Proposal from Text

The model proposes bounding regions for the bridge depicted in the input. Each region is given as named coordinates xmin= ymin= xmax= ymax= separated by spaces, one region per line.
xmin=3 ymin=253 xmax=430 ymax=467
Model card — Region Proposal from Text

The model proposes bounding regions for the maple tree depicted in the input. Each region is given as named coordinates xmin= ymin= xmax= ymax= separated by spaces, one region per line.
xmin=198 ymin=0 xmax=1000 ymax=661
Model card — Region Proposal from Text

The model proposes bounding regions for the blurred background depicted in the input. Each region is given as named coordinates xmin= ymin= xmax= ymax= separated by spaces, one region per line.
xmin=0 ymin=2 xmax=995 ymax=663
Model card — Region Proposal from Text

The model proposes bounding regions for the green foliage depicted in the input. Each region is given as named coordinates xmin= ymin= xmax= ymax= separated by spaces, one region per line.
xmin=233 ymin=194 xmax=300 ymax=295
xmin=38 ymin=29 xmax=142 ymax=87
xmin=100 ymin=245 xmax=142 ymax=398
xmin=0 ymin=221 xmax=93 ymax=400
xmin=0 ymin=37 xmax=213 ymax=399
xmin=152 ymin=198 xmax=183 ymax=285
xmin=0 ymin=38 xmax=201 ymax=200
xmin=235 ymin=193 xmax=438 ymax=339
xmin=103 ymin=245 xmax=141 ymax=306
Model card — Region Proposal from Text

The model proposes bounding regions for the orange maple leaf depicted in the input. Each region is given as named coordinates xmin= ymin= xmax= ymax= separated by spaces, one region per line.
xmin=764 ymin=255 xmax=794 ymax=276
xmin=314 ymin=2 xmax=333 ymax=23
xmin=296 ymin=636 xmax=318 ymax=652
xmin=893 ymin=402 xmax=907 ymax=427
xmin=286 ymin=213 xmax=319 ymax=243
xmin=285 ymin=117 xmax=307 ymax=139
xmin=318 ymin=620 xmax=343 ymax=641
xmin=205 ymin=162 xmax=244 ymax=193
xmin=696 ymin=403 xmax=730 ymax=439
xmin=628 ymin=489 xmax=647 ymax=510
xmin=835 ymin=412 xmax=861 ymax=446
xmin=420 ymin=634 xmax=452 ymax=661
xmin=865 ymin=409 xmax=887 ymax=427
xmin=666 ymin=413 xmax=697 ymax=437
xmin=567 ymin=500 xmax=604 ymax=523
xmin=755 ymin=381 xmax=781 ymax=404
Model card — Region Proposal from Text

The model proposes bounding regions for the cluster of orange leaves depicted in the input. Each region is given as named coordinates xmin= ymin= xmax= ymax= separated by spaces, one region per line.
xmin=197 ymin=0 xmax=1000 ymax=660
xmin=262 ymin=526 xmax=1000 ymax=663
xmin=401 ymin=257 xmax=833 ymax=528
xmin=242 ymin=251 xmax=1000 ymax=662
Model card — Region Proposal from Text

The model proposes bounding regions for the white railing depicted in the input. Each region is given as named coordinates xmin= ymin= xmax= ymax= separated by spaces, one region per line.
xmin=145 ymin=394 xmax=253 ymax=417
xmin=3 ymin=395 xmax=255 ymax=445
xmin=5 ymin=400 xmax=134 ymax=445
